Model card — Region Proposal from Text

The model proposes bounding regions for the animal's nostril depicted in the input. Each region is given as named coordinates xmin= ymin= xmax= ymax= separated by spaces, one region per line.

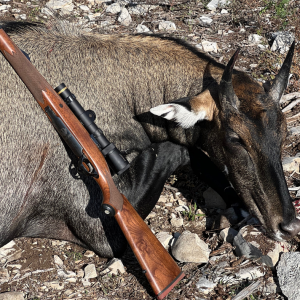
xmin=280 ymin=218 xmax=300 ymax=237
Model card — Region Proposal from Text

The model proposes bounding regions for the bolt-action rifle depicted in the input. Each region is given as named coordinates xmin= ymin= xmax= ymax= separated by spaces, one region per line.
xmin=0 ymin=27 xmax=184 ymax=299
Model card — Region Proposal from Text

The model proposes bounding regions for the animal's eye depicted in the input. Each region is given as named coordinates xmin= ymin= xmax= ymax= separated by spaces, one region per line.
xmin=228 ymin=133 xmax=241 ymax=144
xmin=228 ymin=133 xmax=247 ymax=149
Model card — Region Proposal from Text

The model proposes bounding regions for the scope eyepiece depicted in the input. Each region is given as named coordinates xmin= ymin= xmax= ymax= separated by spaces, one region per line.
xmin=55 ymin=83 xmax=130 ymax=175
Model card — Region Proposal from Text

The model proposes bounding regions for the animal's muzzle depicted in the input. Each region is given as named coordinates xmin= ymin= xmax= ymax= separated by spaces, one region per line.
xmin=280 ymin=218 xmax=300 ymax=238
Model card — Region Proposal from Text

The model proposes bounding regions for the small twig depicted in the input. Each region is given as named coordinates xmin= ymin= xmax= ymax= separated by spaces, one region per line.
xmin=288 ymin=187 xmax=300 ymax=191
xmin=282 ymin=98 xmax=300 ymax=113
xmin=280 ymin=92 xmax=300 ymax=104
xmin=231 ymin=279 xmax=263 ymax=300
xmin=287 ymin=111 xmax=300 ymax=123
xmin=10 ymin=268 xmax=55 ymax=283
xmin=164 ymin=185 xmax=179 ymax=192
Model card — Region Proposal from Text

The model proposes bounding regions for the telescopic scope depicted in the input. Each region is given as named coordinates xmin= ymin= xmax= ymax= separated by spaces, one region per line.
xmin=55 ymin=83 xmax=130 ymax=175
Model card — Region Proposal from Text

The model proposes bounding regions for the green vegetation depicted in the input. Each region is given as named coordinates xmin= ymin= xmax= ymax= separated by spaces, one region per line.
xmin=260 ymin=0 xmax=291 ymax=19
xmin=65 ymin=251 xmax=83 ymax=261
xmin=182 ymin=203 xmax=205 ymax=221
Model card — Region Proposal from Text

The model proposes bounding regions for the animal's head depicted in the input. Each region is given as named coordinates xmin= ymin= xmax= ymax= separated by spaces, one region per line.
xmin=150 ymin=43 xmax=300 ymax=241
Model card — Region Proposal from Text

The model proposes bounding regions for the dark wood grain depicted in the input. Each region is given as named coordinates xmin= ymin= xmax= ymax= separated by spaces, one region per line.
xmin=115 ymin=196 xmax=184 ymax=297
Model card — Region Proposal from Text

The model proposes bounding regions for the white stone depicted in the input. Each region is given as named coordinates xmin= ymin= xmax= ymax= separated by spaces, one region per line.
xmin=0 ymin=4 xmax=10 ymax=10
xmin=170 ymin=218 xmax=183 ymax=227
xmin=203 ymin=187 xmax=225 ymax=208
xmin=171 ymin=231 xmax=210 ymax=263
xmin=0 ymin=269 xmax=9 ymax=284
xmin=220 ymin=227 xmax=238 ymax=243
xmin=84 ymin=264 xmax=97 ymax=279
xmin=118 ymin=8 xmax=132 ymax=26
xmin=156 ymin=232 xmax=173 ymax=249
xmin=0 ymin=292 xmax=24 ymax=300
xmin=207 ymin=0 xmax=230 ymax=11
xmin=271 ymin=32 xmax=294 ymax=54
xmin=201 ymin=41 xmax=219 ymax=53
xmin=65 ymin=277 xmax=76 ymax=283
xmin=45 ymin=281 xmax=65 ymax=290
xmin=288 ymin=126 xmax=300 ymax=136
xmin=236 ymin=266 xmax=265 ymax=280
xmin=146 ymin=211 xmax=156 ymax=219
xmin=51 ymin=240 xmax=67 ymax=247
xmin=84 ymin=250 xmax=95 ymax=258
xmin=57 ymin=269 xmax=76 ymax=279
xmin=277 ymin=252 xmax=300 ymax=300
xmin=128 ymin=4 xmax=157 ymax=15
xmin=158 ymin=21 xmax=176 ymax=31
xmin=199 ymin=16 xmax=213 ymax=26
xmin=100 ymin=258 xmax=125 ymax=275
xmin=76 ymin=269 xmax=84 ymax=277
xmin=46 ymin=0 xmax=72 ymax=10
xmin=282 ymin=157 xmax=300 ymax=172
xmin=221 ymin=9 xmax=228 ymax=13
xmin=175 ymin=205 xmax=189 ymax=212
xmin=1 ymin=241 xmax=15 ymax=249
xmin=19 ymin=14 xmax=27 ymax=20
xmin=79 ymin=5 xmax=89 ymax=11
xmin=54 ymin=255 xmax=64 ymax=268
xmin=82 ymin=277 xmax=91 ymax=287
xmin=136 ymin=24 xmax=150 ymax=33
xmin=196 ymin=277 xmax=217 ymax=294
xmin=248 ymin=34 xmax=263 ymax=44
xmin=106 ymin=3 xmax=121 ymax=14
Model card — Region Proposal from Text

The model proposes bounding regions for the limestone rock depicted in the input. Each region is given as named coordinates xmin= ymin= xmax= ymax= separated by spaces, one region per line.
xmin=46 ymin=0 xmax=72 ymax=10
xmin=84 ymin=264 xmax=97 ymax=279
xmin=196 ymin=277 xmax=217 ymax=294
xmin=0 ymin=292 xmax=24 ymax=300
xmin=106 ymin=3 xmax=121 ymax=14
xmin=270 ymin=31 xmax=294 ymax=54
xmin=248 ymin=34 xmax=263 ymax=44
xmin=171 ymin=231 xmax=210 ymax=263
xmin=53 ymin=255 xmax=64 ymax=268
xmin=136 ymin=24 xmax=150 ymax=33
xmin=220 ymin=227 xmax=238 ymax=244
xmin=170 ymin=218 xmax=183 ymax=227
xmin=118 ymin=8 xmax=132 ymax=26
xmin=158 ymin=21 xmax=176 ymax=31
xmin=0 ymin=269 xmax=9 ymax=284
xmin=282 ymin=156 xmax=300 ymax=172
xmin=277 ymin=252 xmax=300 ymax=300
xmin=199 ymin=16 xmax=213 ymax=27
xmin=45 ymin=281 xmax=65 ymax=290
xmin=201 ymin=41 xmax=218 ymax=53
xmin=100 ymin=258 xmax=125 ymax=276
xmin=156 ymin=232 xmax=173 ymax=249
xmin=207 ymin=0 xmax=230 ymax=11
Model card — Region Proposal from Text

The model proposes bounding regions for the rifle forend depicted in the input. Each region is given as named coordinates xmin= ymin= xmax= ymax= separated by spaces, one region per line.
xmin=0 ymin=27 xmax=184 ymax=299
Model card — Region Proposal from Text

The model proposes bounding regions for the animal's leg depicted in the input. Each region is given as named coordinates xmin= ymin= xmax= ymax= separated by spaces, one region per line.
xmin=116 ymin=141 xmax=190 ymax=219
xmin=188 ymin=147 xmax=242 ymax=208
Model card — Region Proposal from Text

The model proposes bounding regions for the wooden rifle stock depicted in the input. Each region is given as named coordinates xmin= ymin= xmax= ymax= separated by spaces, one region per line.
xmin=0 ymin=27 xmax=184 ymax=299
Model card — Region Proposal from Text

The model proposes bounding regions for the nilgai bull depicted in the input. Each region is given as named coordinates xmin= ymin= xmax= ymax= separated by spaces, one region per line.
xmin=0 ymin=21 xmax=299 ymax=259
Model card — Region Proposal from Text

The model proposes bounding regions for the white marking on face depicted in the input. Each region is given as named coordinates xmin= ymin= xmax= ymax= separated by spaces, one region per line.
xmin=150 ymin=104 xmax=207 ymax=129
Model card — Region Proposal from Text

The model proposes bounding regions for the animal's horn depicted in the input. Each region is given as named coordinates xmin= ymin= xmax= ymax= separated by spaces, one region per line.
xmin=219 ymin=48 xmax=240 ymax=109
xmin=268 ymin=41 xmax=295 ymax=102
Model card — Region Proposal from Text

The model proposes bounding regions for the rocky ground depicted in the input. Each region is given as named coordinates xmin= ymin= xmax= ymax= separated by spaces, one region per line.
xmin=1 ymin=0 xmax=300 ymax=299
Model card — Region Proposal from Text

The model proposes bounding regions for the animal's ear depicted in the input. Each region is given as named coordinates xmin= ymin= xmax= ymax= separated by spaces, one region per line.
xmin=150 ymin=90 xmax=216 ymax=129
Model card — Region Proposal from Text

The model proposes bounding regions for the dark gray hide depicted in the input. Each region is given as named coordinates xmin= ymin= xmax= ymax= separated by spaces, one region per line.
xmin=0 ymin=21 xmax=298 ymax=258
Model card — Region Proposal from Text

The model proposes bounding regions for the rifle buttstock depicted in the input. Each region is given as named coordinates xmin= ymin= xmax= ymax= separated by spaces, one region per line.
xmin=115 ymin=195 xmax=184 ymax=299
